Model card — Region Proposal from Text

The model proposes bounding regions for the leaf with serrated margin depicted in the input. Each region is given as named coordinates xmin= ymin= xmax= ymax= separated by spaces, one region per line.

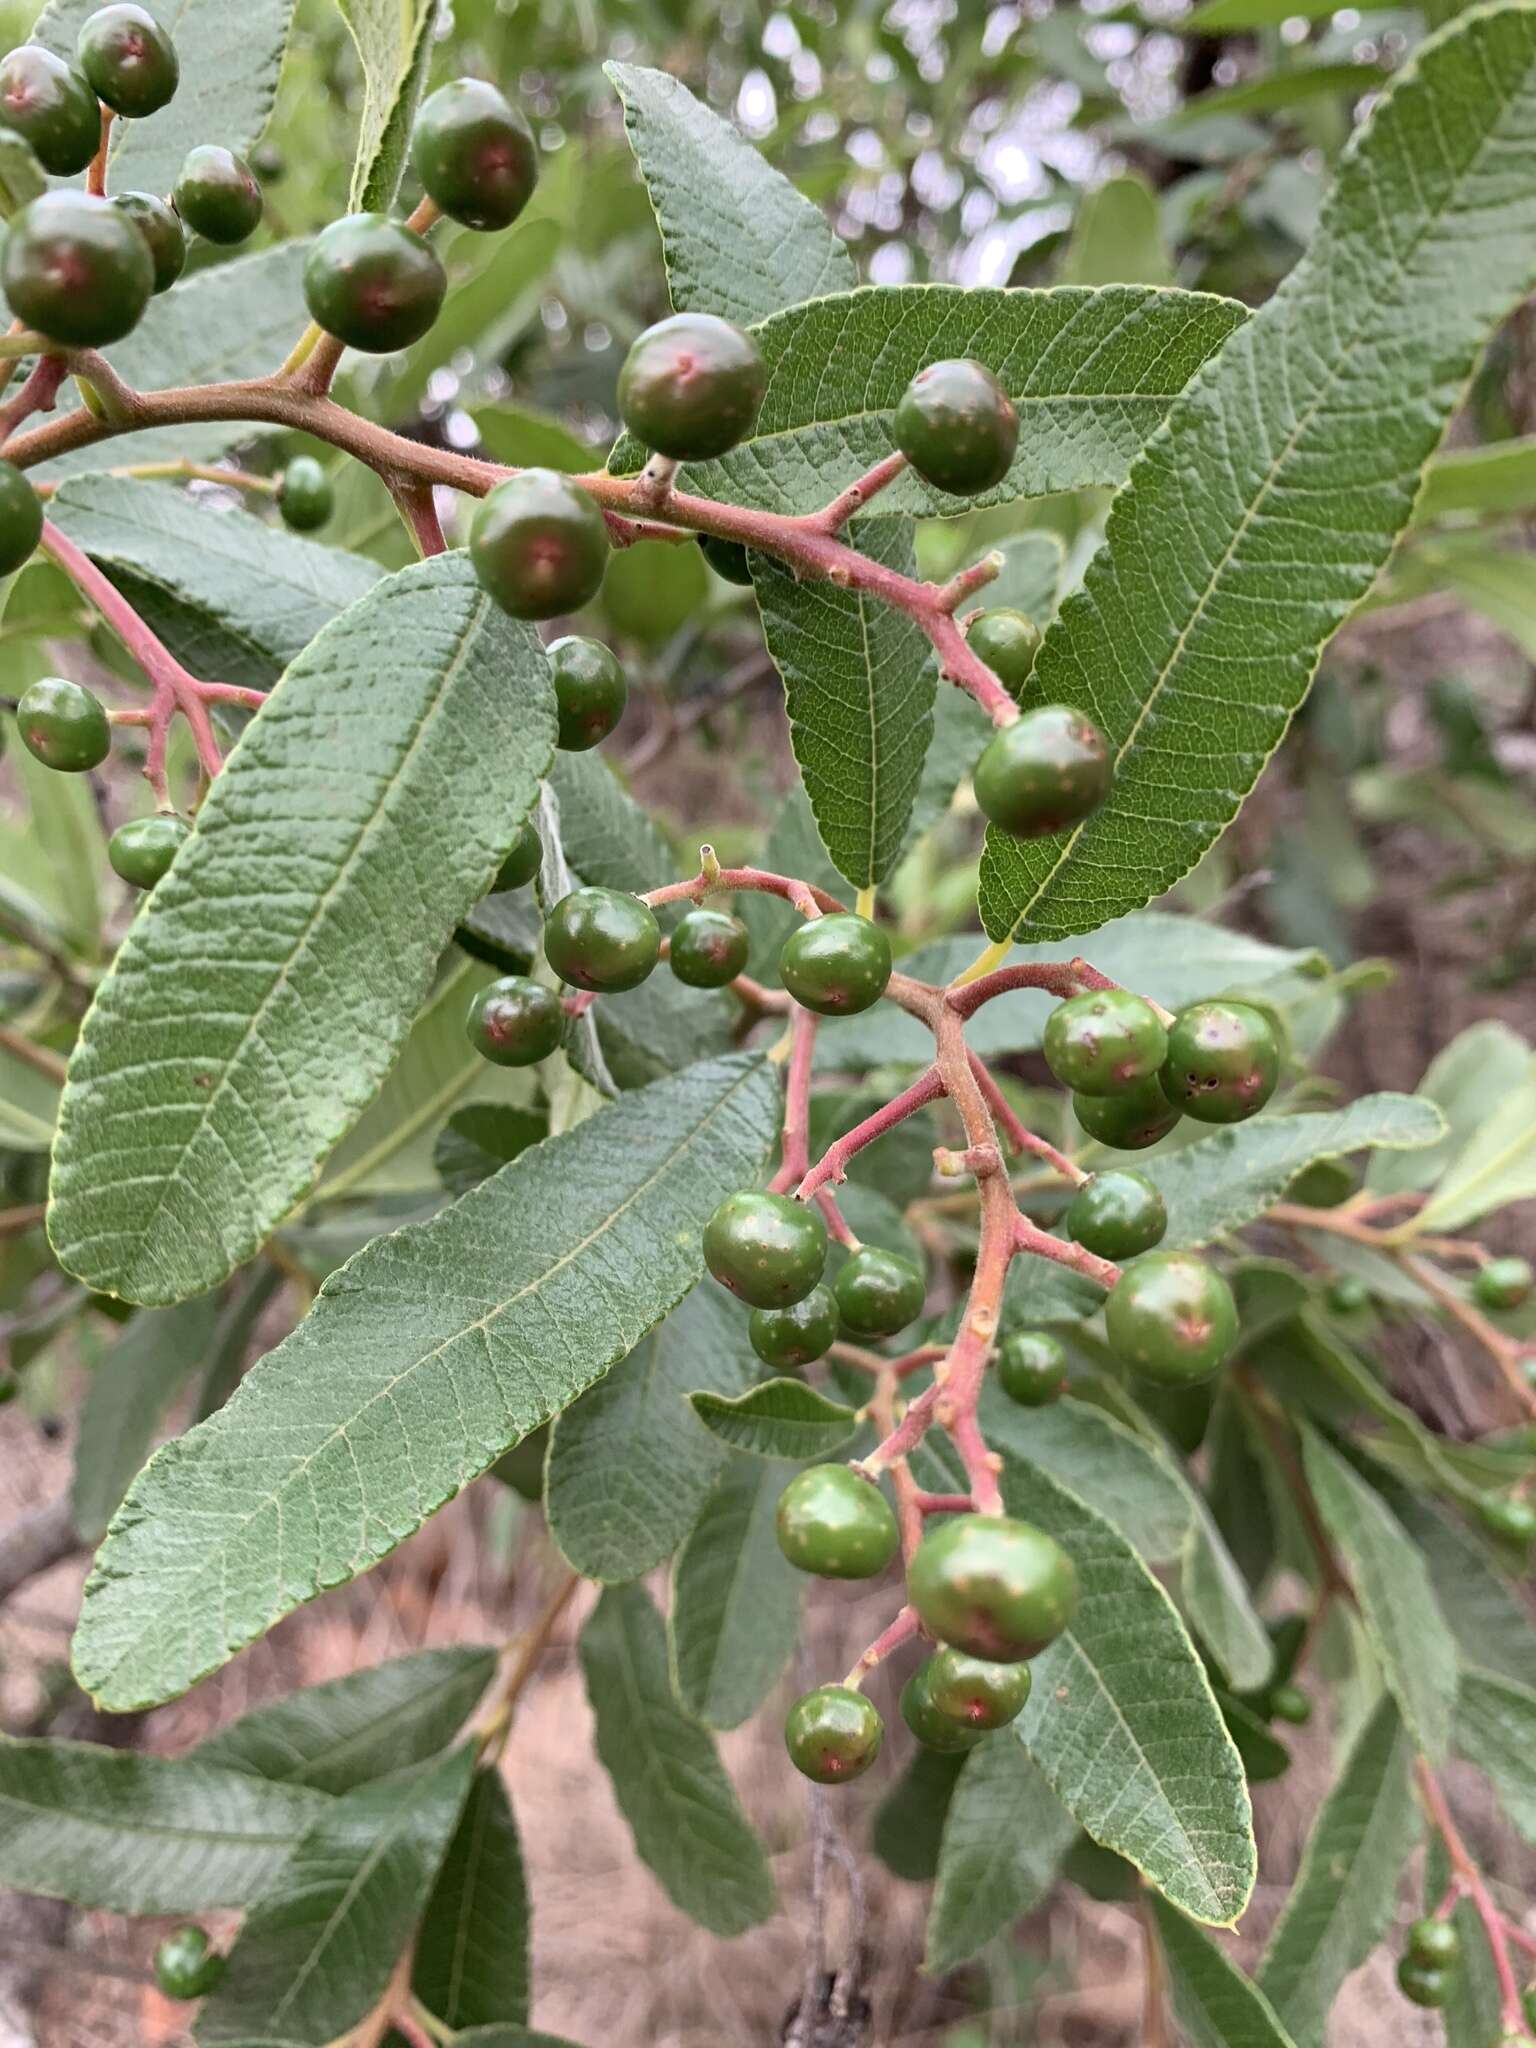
xmin=981 ymin=4 xmax=1536 ymax=943
xmin=670 ymin=1453 xmax=802 ymax=1729
xmin=1152 ymin=1894 xmax=1301 ymax=2048
xmin=580 ymin=1582 xmax=775 ymax=1938
xmin=1453 ymin=1669 xmax=1536 ymax=1844
xmin=546 ymin=1284 xmax=758 ymax=1582
xmin=925 ymin=1737 xmax=1078 ymax=1976
xmin=1257 ymin=1698 xmax=1419 ymax=2047
xmin=197 ymin=1746 xmax=472 ymax=2048
xmin=1002 ymin=1460 xmax=1255 ymax=1924
xmin=70 ymin=1296 xmax=219 ymax=1542
xmin=1182 ymin=1494 xmax=1274 ymax=1693
xmin=414 ymin=1768 xmax=530 ymax=2030
xmin=198 ymin=1648 xmax=495 ymax=1794
xmin=339 ymin=0 xmax=438 ymax=213
xmin=690 ymin=1377 xmax=860 ymax=1461
xmin=434 ymin=1105 xmax=546 ymax=1197
xmin=985 ymin=1390 xmax=1189 ymax=1561
xmin=1300 ymin=1427 xmax=1457 ymax=1762
xmin=49 ymin=554 xmax=556 ymax=1306
xmin=70 ymin=1052 xmax=781 ymax=1711
xmin=0 ymin=1738 xmax=325 ymax=1913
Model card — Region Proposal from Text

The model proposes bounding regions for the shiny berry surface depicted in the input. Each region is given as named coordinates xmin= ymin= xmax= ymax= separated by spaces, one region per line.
xmin=784 ymin=1685 xmax=883 ymax=1784
xmin=1395 ymin=1957 xmax=1449 ymax=2009
xmin=618 ymin=312 xmax=766 ymax=461
xmin=470 ymin=469 xmax=609 ymax=621
xmin=174 ymin=145 xmax=263 ymax=246
xmin=1044 ymin=989 xmax=1168 ymax=1096
xmin=776 ymin=1463 xmax=899 ymax=1579
xmin=1161 ymin=1000 xmax=1280 ymax=1125
xmin=302 ymin=212 xmax=444 ymax=349
xmin=153 ymin=1925 xmax=223 ymax=2002
xmin=703 ymin=1188 xmax=827 ymax=1309
xmin=778 ymin=913 xmax=891 ymax=1017
xmin=1073 ymin=1075 xmax=1181 ymax=1152
xmin=908 ymin=1514 xmax=1078 ymax=1662
xmin=548 ymin=634 xmax=627 ymax=751
xmin=0 ymin=457 xmax=42 ymax=577
xmin=833 ymin=1245 xmax=925 ymax=1338
xmin=900 ymin=1662 xmax=988 ymax=1753
xmin=1474 ymin=1255 xmax=1533 ymax=1312
xmin=17 ymin=677 xmax=111 ymax=772
xmin=493 ymin=820 xmax=542 ymax=892
xmin=542 ymin=886 xmax=660 ymax=993
xmin=108 ymin=812 xmax=188 ymax=888
xmin=668 ymin=907 xmax=750 ymax=988
xmin=996 ymin=1329 xmax=1066 ymax=1407
xmin=2 ymin=191 xmax=154 ymax=348
xmin=1105 ymin=1252 xmax=1238 ymax=1385
xmin=974 ymin=705 xmax=1111 ymax=840
xmin=110 ymin=190 xmax=185 ymax=294
xmin=893 ymin=357 xmax=1018 ymax=495
xmin=277 ymin=455 xmax=332 ymax=532
xmin=78 ymin=5 xmax=179 ymax=117
xmin=1066 ymin=1170 xmax=1167 ymax=1260
xmin=465 ymin=975 xmax=563 ymax=1067
xmin=750 ymin=1285 xmax=838 ymax=1369
xmin=0 ymin=44 xmax=100 ymax=175
xmin=1407 ymin=1918 xmax=1461 ymax=1968
xmin=412 ymin=77 xmax=537 ymax=231
xmin=966 ymin=607 xmax=1040 ymax=694
xmin=924 ymin=1645 xmax=1033 ymax=1729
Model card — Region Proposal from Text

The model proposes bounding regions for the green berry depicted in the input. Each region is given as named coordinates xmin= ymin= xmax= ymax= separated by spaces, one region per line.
xmin=465 ymin=975 xmax=563 ymax=1067
xmin=997 ymin=1329 xmax=1067 ymax=1408
xmin=77 ymin=5 xmax=179 ymax=118
xmin=776 ymin=1463 xmax=899 ymax=1579
xmin=908 ymin=1514 xmax=1077 ymax=1663
xmin=1073 ymin=1075 xmax=1181 ymax=1152
xmin=923 ymin=1645 xmax=1033 ymax=1730
xmin=750 ymin=1285 xmax=838 ymax=1370
xmin=277 ymin=455 xmax=332 ymax=532
xmin=108 ymin=812 xmax=188 ymax=888
xmin=1161 ymin=1000 xmax=1280 ymax=1125
xmin=703 ymin=1188 xmax=827 ymax=1310
xmin=470 ymin=469 xmax=609 ymax=621
xmin=1407 ymin=1918 xmax=1460 ymax=1968
xmin=973 ymin=705 xmax=1112 ymax=840
xmin=0 ymin=44 xmax=100 ymax=176
xmin=302 ymin=211 xmax=444 ymax=349
xmin=893 ymin=357 xmax=1018 ymax=496
xmin=250 ymin=139 xmax=284 ymax=181
xmin=411 ymin=77 xmax=537 ymax=231
xmin=1066 ymin=1170 xmax=1167 ymax=1261
xmin=618 ymin=311 xmax=766 ymax=461
xmin=1474 ymin=1255 xmax=1533 ymax=1312
xmin=833 ymin=1246 xmax=925 ymax=1339
xmin=2 ymin=190 xmax=153 ymax=348
xmin=778 ymin=913 xmax=891 ymax=1018
xmin=542 ymin=885 xmax=660 ymax=994
xmin=1395 ymin=1956 xmax=1450 ymax=2009
xmin=1044 ymin=990 xmax=1168 ymax=1097
xmin=668 ymin=907 xmax=749 ymax=989
xmin=1268 ymin=1681 xmax=1311 ymax=1726
xmin=174 ymin=144 xmax=263 ymax=246
xmin=1478 ymin=1493 xmax=1536 ymax=1547
xmin=900 ymin=1662 xmax=988 ymax=1753
xmin=548 ymin=634 xmax=627 ymax=751
xmin=1325 ymin=1275 xmax=1370 ymax=1315
xmin=699 ymin=533 xmax=752 ymax=585
xmin=966 ymin=607 xmax=1040 ymax=694
xmin=784 ymin=1685 xmax=883 ymax=1784
xmin=109 ymin=190 xmax=185 ymax=294
xmin=153 ymin=1925 xmax=224 ymax=2002
xmin=493 ymin=820 xmax=542 ymax=892
xmin=17 ymin=677 xmax=110 ymax=772
xmin=0 ymin=457 xmax=42 ymax=577
xmin=1105 ymin=1251 xmax=1238 ymax=1386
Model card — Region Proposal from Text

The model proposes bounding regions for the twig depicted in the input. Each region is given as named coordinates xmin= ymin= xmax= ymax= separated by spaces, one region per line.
xmin=472 ymin=1567 xmax=582 ymax=1762
xmin=1416 ymin=1760 xmax=1529 ymax=2033
xmin=796 ymin=1065 xmax=945 ymax=1201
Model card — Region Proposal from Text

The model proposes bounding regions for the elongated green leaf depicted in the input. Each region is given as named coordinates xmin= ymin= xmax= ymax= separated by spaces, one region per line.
xmin=1257 ymin=1698 xmax=1419 ymax=2046
xmin=197 ymin=1747 xmax=473 ymax=2048
xmin=71 ymin=1053 xmax=780 ymax=1710
xmin=1394 ymin=1492 xmax=1536 ymax=1692
xmin=1175 ymin=61 xmax=1384 ymax=125
xmin=546 ymin=1284 xmax=759 ymax=1582
xmin=12 ymin=704 xmax=103 ymax=956
xmin=983 ymin=1390 xmax=1191 ymax=1562
xmin=689 ymin=1377 xmax=860 ymax=1461
xmin=434 ymin=1104 xmax=546 ymax=1196
xmin=1300 ymin=1428 xmax=1457 ymax=1762
xmin=1182 ymin=1495 xmax=1275 ymax=1693
xmin=980 ymin=4 xmax=1536 ymax=942
xmin=1368 ymin=1021 xmax=1532 ymax=1196
xmin=580 ymin=1583 xmax=775 ymax=1938
xmin=339 ymin=0 xmax=437 ymax=212
xmin=71 ymin=1295 xmax=220 ymax=1542
xmin=1152 ymin=1895 xmax=1301 ymax=2048
xmin=413 ymin=1768 xmax=530 ymax=2030
xmin=1417 ymin=431 xmax=1536 ymax=520
xmin=925 ymin=1737 xmax=1078 ymax=1975
xmin=1453 ymin=1669 xmax=1536 ymax=1843
xmin=49 ymin=474 xmax=382 ymax=689
xmin=669 ymin=1453 xmax=801 ymax=1729
xmin=1061 ymin=172 xmax=1172 ymax=287
xmin=0 ymin=1738 xmax=325 ymax=1913
xmin=50 ymin=555 xmax=557 ymax=1306
xmin=1415 ymin=1062 xmax=1536 ymax=1230
xmin=874 ymin=1749 xmax=966 ymax=1881
xmin=198 ymin=1648 xmax=495 ymax=1794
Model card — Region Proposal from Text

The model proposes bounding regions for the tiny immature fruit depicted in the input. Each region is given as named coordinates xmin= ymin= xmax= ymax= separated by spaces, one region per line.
xmin=908 ymin=1514 xmax=1077 ymax=1662
xmin=1268 ymin=1681 xmax=1311 ymax=1726
xmin=412 ymin=77 xmax=537 ymax=231
xmin=750 ymin=1286 xmax=838 ymax=1369
xmin=0 ymin=44 xmax=101 ymax=176
xmin=1105 ymin=1251 xmax=1238 ymax=1386
xmin=776 ymin=1464 xmax=899 ymax=1579
xmin=548 ymin=634 xmax=627 ymax=751
xmin=966 ymin=607 xmax=1040 ymax=694
xmin=1474 ymin=1255 xmax=1533 ymax=1312
xmin=174 ymin=145 xmax=263 ymax=247
xmin=17 ymin=677 xmax=111 ymax=772
xmin=2 ymin=191 xmax=154 ymax=349
xmin=894 ymin=357 xmax=1018 ymax=496
xmin=668 ymin=907 xmax=750 ymax=988
xmin=78 ymin=5 xmax=180 ymax=119
xmin=470 ymin=470 xmax=610 ymax=621
xmin=1066 ymin=1170 xmax=1167 ymax=1261
xmin=153 ymin=1925 xmax=224 ymax=2002
xmin=464 ymin=975 xmax=563 ymax=1067
xmin=997 ymin=1328 xmax=1067 ymax=1408
xmin=493 ymin=820 xmax=542 ymax=892
xmin=833 ymin=1245 xmax=925 ymax=1339
xmin=703 ymin=1189 xmax=827 ymax=1309
xmin=778 ymin=912 xmax=891 ymax=1017
xmin=1161 ymin=1000 xmax=1280 ymax=1125
xmin=108 ymin=813 xmax=189 ymax=889
xmin=0 ymin=458 xmax=43 ymax=577
xmin=302 ymin=213 xmax=445 ymax=351
xmin=785 ymin=1685 xmax=883 ymax=1784
xmin=619 ymin=311 xmax=767 ymax=461
xmin=542 ymin=886 xmax=660 ymax=993
xmin=973 ymin=705 xmax=1112 ymax=840
xmin=277 ymin=456 xmax=333 ymax=533
xmin=1044 ymin=989 xmax=1168 ymax=1097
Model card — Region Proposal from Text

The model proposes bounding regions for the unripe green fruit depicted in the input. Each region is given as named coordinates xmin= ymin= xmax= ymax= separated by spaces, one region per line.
xmin=699 ymin=533 xmax=752 ymax=585
xmin=618 ymin=311 xmax=766 ymax=461
xmin=470 ymin=469 xmax=609 ymax=621
xmin=1044 ymin=990 xmax=1168 ymax=1097
xmin=1268 ymin=1681 xmax=1311 ymax=1726
xmin=17 ymin=677 xmax=110 ymax=772
xmin=465 ymin=975 xmax=563 ymax=1067
xmin=1325 ymin=1275 xmax=1370 ymax=1315
xmin=1161 ymin=1000 xmax=1280 ymax=1125
xmin=303 ymin=212 xmax=444 ymax=350
xmin=703 ymin=1188 xmax=827 ymax=1309
xmin=973 ymin=705 xmax=1111 ymax=840
xmin=2 ymin=191 xmax=153 ymax=348
xmin=776 ymin=1463 xmax=899 ymax=1579
xmin=924 ymin=1645 xmax=1033 ymax=1730
xmin=78 ymin=5 xmax=179 ymax=118
xmin=1474 ymin=1255 xmax=1533 ymax=1312
xmin=174 ymin=144 xmax=263 ymax=246
xmin=542 ymin=885 xmax=659 ymax=993
xmin=493 ymin=820 xmax=542 ymax=892
xmin=0 ymin=45 xmax=100 ymax=175
xmin=548 ymin=634 xmax=627 ymax=751
xmin=0 ymin=457 xmax=42 ymax=577
xmin=153 ymin=1925 xmax=224 ymax=2002
xmin=1478 ymin=1492 xmax=1536 ymax=1547
xmin=110 ymin=190 xmax=185 ymax=293
xmin=996 ymin=1329 xmax=1067 ymax=1408
xmin=779 ymin=913 xmax=891 ymax=1017
xmin=893 ymin=357 xmax=1018 ymax=495
xmin=908 ymin=1514 xmax=1077 ymax=1662
xmin=1407 ymin=1918 xmax=1460 ymax=1968
xmin=1073 ymin=1075 xmax=1181 ymax=1152
xmin=412 ymin=77 xmax=537 ymax=231
xmin=668 ymin=907 xmax=749 ymax=988
xmin=1395 ymin=1956 xmax=1450 ymax=2009
xmin=833 ymin=1245 xmax=925 ymax=1339
xmin=1105 ymin=1252 xmax=1238 ymax=1386
xmin=966 ymin=607 xmax=1040 ymax=694
xmin=900 ymin=1663 xmax=988 ymax=1753
xmin=108 ymin=812 xmax=188 ymax=888
xmin=251 ymin=139 xmax=284 ymax=181
xmin=750 ymin=1285 xmax=838 ymax=1369
xmin=1066 ymin=1170 xmax=1167 ymax=1261
xmin=277 ymin=455 xmax=333 ymax=532
xmin=784 ymin=1685 xmax=883 ymax=1784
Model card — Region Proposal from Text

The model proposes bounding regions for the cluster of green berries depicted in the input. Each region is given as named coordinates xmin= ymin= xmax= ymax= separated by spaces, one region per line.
xmin=1395 ymin=1916 xmax=1460 ymax=2009
xmin=153 ymin=1923 xmax=224 ymax=2002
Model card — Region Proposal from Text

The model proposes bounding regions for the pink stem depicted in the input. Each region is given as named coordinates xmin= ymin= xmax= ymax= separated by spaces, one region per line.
xmin=642 ymin=863 xmax=844 ymax=921
xmin=769 ymin=1007 xmax=818 ymax=1193
xmin=946 ymin=957 xmax=1113 ymax=1021
xmin=0 ymin=355 xmax=68 ymax=442
xmin=811 ymin=451 xmax=910 ymax=533
xmin=858 ymin=1378 xmax=945 ymax=1476
xmin=965 ymin=1048 xmax=1085 ymax=1184
xmin=392 ymin=478 xmax=448 ymax=557
xmin=1015 ymin=1212 xmax=1120 ymax=1292
xmin=914 ymin=1491 xmax=974 ymax=1515
xmin=1416 ymin=1761 xmax=1529 ymax=2033
xmin=843 ymin=1604 xmax=921 ymax=1689
xmin=816 ymin=1190 xmax=858 ymax=1248
xmin=934 ymin=552 xmax=1003 ymax=615
xmin=795 ymin=1065 xmax=945 ymax=1201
